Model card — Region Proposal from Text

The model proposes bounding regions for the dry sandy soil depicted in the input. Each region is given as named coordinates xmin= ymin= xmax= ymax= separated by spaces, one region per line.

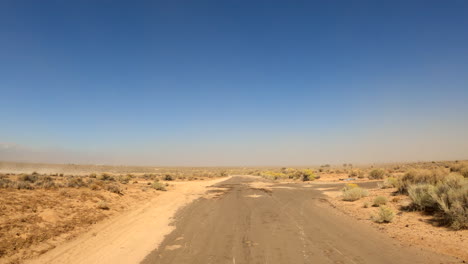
xmin=0 ymin=186 xmax=145 ymax=263
xmin=0 ymin=174 xmax=208 ymax=264
xmin=321 ymin=180 xmax=468 ymax=261
xmin=0 ymin=162 xmax=231 ymax=264
xmin=24 ymin=177 xmax=229 ymax=264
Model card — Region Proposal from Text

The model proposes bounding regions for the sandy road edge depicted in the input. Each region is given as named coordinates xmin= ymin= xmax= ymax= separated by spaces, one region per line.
xmin=26 ymin=176 xmax=231 ymax=264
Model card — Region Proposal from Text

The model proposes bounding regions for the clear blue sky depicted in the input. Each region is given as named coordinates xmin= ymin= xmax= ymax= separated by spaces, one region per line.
xmin=1 ymin=0 xmax=468 ymax=166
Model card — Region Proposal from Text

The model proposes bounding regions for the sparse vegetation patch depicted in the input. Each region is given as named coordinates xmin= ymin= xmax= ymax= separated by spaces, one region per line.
xmin=151 ymin=181 xmax=167 ymax=191
xmin=372 ymin=206 xmax=395 ymax=223
xmin=342 ymin=184 xmax=369 ymax=201
xmin=373 ymin=196 xmax=388 ymax=207
xmin=380 ymin=177 xmax=398 ymax=189
xmin=368 ymin=169 xmax=386 ymax=179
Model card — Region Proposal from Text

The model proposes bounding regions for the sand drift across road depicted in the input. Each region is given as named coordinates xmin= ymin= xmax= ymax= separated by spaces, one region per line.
xmin=141 ymin=176 xmax=456 ymax=264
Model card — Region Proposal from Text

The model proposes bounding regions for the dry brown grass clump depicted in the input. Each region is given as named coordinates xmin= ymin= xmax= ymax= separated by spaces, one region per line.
xmin=451 ymin=163 xmax=468 ymax=178
xmin=373 ymin=196 xmax=388 ymax=206
xmin=397 ymin=168 xmax=448 ymax=193
xmin=0 ymin=174 xmax=58 ymax=190
xmin=348 ymin=169 xmax=365 ymax=179
xmin=97 ymin=173 xmax=115 ymax=181
xmin=260 ymin=168 xmax=317 ymax=181
xmin=380 ymin=176 xmax=398 ymax=189
xmin=164 ymin=174 xmax=174 ymax=181
xmin=0 ymin=173 xmax=132 ymax=198
xmin=151 ymin=181 xmax=167 ymax=191
xmin=368 ymin=168 xmax=386 ymax=179
xmin=372 ymin=205 xmax=395 ymax=223
xmin=65 ymin=176 xmax=88 ymax=188
xmin=342 ymin=184 xmax=369 ymax=201
xmin=105 ymin=183 xmax=122 ymax=194
xmin=407 ymin=174 xmax=467 ymax=230
xmin=118 ymin=174 xmax=133 ymax=184
xmin=97 ymin=200 xmax=110 ymax=210
xmin=408 ymin=184 xmax=437 ymax=211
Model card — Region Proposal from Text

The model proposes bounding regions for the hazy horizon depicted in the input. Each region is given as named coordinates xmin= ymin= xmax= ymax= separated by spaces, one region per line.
xmin=1 ymin=1 xmax=468 ymax=166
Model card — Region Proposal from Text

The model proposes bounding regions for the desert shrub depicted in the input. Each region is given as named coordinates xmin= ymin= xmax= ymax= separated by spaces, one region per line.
xmin=0 ymin=177 xmax=12 ymax=188
xmin=299 ymin=169 xmax=316 ymax=181
xmin=12 ymin=181 xmax=34 ymax=190
xmin=357 ymin=170 xmax=365 ymax=179
xmin=262 ymin=174 xmax=279 ymax=181
xmin=342 ymin=185 xmax=368 ymax=201
xmin=349 ymin=169 xmax=364 ymax=178
xmin=348 ymin=170 xmax=358 ymax=178
xmin=105 ymin=183 xmax=122 ymax=194
xmin=282 ymin=168 xmax=317 ymax=181
xmin=66 ymin=177 xmax=87 ymax=188
xmin=142 ymin=173 xmax=157 ymax=180
xmin=398 ymin=169 xmax=447 ymax=193
xmin=372 ymin=206 xmax=395 ymax=223
xmin=430 ymin=175 xmax=468 ymax=230
xmin=261 ymin=171 xmax=284 ymax=181
xmin=373 ymin=196 xmax=388 ymax=207
xmin=86 ymin=178 xmax=95 ymax=184
xmin=97 ymin=173 xmax=115 ymax=181
xmin=19 ymin=174 xmax=38 ymax=183
xmin=151 ymin=181 xmax=167 ymax=191
xmin=283 ymin=169 xmax=297 ymax=179
xmin=34 ymin=176 xmax=56 ymax=189
xmin=380 ymin=177 xmax=398 ymax=189
xmin=0 ymin=178 xmax=34 ymax=190
xmin=408 ymin=184 xmax=437 ymax=211
xmin=89 ymin=173 xmax=97 ymax=178
xmin=450 ymin=164 xmax=464 ymax=173
xmin=407 ymin=174 xmax=467 ymax=229
xmin=460 ymin=167 xmax=468 ymax=178
xmin=97 ymin=201 xmax=109 ymax=210
xmin=118 ymin=175 xmax=132 ymax=184
xmin=363 ymin=201 xmax=370 ymax=208
xmin=440 ymin=173 xmax=465 ymax=189
xmin=90 ymin=183 xmax=100 ymax=190
xmin=290 ymin=169 xmax=301 ymax=179
xmin=164 ymin=174 xmax=174 ymax=181
xmin=368 ymin=169 xmax=386 ymax=179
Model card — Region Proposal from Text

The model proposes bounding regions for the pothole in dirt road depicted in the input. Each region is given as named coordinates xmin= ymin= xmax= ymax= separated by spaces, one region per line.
xmin=214 ymin=184 xmax=239 ymax=189
xmin=249 ymin=187 xmax=273 ymax=195
xmin=243 ymin=240 xmax=259 ymax=247
xmin=165 ymin=244 xmax=182 ymax=251
xmin=203 ymin=186 xmax=231 ymax=199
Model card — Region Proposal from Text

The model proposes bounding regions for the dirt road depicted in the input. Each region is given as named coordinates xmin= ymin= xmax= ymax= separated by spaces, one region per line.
xmin=141 ymin=176 xmax=458 ymax=264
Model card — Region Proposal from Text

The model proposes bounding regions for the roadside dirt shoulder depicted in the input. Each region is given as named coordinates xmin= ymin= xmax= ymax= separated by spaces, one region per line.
xmin=320 ymin=184 xmax=468 ymax=262
xmin=26 ymin=177 xmax=230 ymax=264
